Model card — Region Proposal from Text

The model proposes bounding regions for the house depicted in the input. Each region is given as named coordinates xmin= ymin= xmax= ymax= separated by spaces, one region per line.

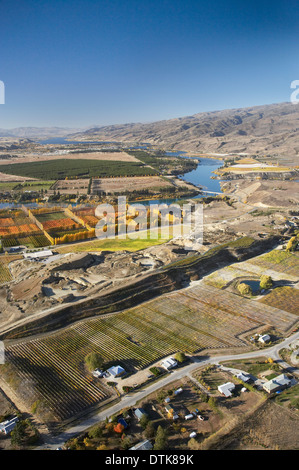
xmin=237 ymin=372 xmax=251 ymax=382
xmin=165 ymin=404 xmax=174 ymax=414
xmin=0 ymin=416 xmax=18 ymax=435
xmin=130 ymin=439 xmax=153 ymax=450
xmin=165 ymin=404 xmax=179 ymax=420
xmin=161 ymin=357 xmax=178 ymax=370
xmin=174 ymin=387 xmax=183 ymax=395
xmin=218 ymin=382 xmax=235 ymax=397
xmin=259 ymin=334 xmax=271 ymax=344
xmin=263 ymin=374 xmax=291 ymax=394
xmin=134 ymin=408 xmax=147 ymax=421
xmin=106 ymin=365 xmax=126 ymax=378
xmin=117 ymin=418 xmax=128 ymax=429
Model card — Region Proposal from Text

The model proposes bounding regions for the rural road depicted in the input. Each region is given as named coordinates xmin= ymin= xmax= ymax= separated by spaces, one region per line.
xmin=37 ymin=330 xmax=299 ymax=450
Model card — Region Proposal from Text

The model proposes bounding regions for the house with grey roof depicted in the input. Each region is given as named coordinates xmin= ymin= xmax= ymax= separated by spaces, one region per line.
xmin=263 ymin=374 xmax=291 ymax=394
xmin=107 ymin=365 xmax=126 ymax=378
xmin=134 ymin=408 xmax=147 ymax=421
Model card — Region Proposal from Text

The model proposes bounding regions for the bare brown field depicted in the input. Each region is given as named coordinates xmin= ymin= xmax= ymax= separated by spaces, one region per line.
xmin=0 ymin=151 xmax=139 ymax=166
xmin=91 ymin=175 xmax=174 ymax=193
xmin=50 ymin=179 xmax=89 ymax=194
xmin=220 ymin=400 xmax=299 ymax=450
xmin=0 ymin=171 xmax=35 ymax=182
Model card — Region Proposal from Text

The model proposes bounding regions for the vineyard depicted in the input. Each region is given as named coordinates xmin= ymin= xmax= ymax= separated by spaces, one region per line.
xmin=250 ymin=250 xmax=299 ymax=277
xmin=3 ymin=283 xmax=298 ymax=420
xmin=72 ymin=207 xmax=100 ymax=227
xmin=0 ymin=259 xmax=13 ymax=284
xmin=259 ymin=286 xmax=299 ymax=316
xmin=0 ymin=158 xmax=159 ymax=180
xmin=0 ymin=255 xmax=22 ymax=284
xmin=0 ymin=209 xmax=49 ymax=248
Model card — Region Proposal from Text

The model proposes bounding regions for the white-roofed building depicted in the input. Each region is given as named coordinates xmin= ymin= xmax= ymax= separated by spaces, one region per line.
xmin=0 ymin=416 xmax=18 ymax=435
xmin=23 ymin=249 xmax=53 ymax=260
xmin=218 ymin=382 xmax=235 ymax=397
xmin=161 ymin=357 xmax=178 ymax=370
xmin=106 ymin=365 xmax=126 ymax=378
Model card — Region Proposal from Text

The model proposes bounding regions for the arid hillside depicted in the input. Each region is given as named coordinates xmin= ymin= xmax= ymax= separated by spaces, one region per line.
xmin=71 ymin=102 xmax=299 ymax=164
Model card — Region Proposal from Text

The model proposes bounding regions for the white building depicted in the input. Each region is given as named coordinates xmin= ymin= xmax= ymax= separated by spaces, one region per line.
xmin=161 ymin=357 xmax=178 ymax=370
xmin=258 ymin=334 xmax=271 ymax=343
xmin=23 ymin=249 xmax=53 ymax=260
xmin=218 ymin=382 xmax=235 ymax=397
xmin=0 ymin=416 xmax=18 ymax=435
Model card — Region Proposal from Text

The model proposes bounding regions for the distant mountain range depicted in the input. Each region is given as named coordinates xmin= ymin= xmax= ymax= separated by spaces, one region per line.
xmin=1 ymin=102 xmax=299 ymax=162
xmin=0 ymin=127 xmax=82 ymax=138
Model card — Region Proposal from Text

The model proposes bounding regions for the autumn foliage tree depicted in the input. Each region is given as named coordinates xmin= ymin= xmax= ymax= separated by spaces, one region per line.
xmin=114 ymin=423 xmax=125 ymax=434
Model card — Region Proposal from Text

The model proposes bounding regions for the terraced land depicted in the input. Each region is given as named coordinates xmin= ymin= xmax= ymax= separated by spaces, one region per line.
xmin=2 ymin=284 xmax=298 ymax=421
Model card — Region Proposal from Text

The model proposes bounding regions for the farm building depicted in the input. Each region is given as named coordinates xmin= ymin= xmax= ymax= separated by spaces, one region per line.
xmin=106 ymin=365 xmax=126 ymax=378
xmin=130 ymin=439 xmax=153 ymax=450
xmin=262 ymin=374 xmax=291 ymax=394
xmin=0 ymin=416 xmax=18 ymax=435
xmin=218 ymin=382 xmax=235 ymax=397
xmin=161 ymin=357 xmax=178 ymax=370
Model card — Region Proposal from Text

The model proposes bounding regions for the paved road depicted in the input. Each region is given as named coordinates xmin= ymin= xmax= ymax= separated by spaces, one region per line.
xmin=38 ymin=330 xmax=299 ymax=450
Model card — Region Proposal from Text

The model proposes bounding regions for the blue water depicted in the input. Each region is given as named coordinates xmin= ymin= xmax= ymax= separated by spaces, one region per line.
xmin=38 ymin=137 xmax=121 ymax=145
xmin=180 ymin=157 xmax=224 ymax=193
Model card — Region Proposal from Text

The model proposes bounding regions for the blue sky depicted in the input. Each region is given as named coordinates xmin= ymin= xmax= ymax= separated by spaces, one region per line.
xmin=0 ymin=0 xmax=298 ymax=128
